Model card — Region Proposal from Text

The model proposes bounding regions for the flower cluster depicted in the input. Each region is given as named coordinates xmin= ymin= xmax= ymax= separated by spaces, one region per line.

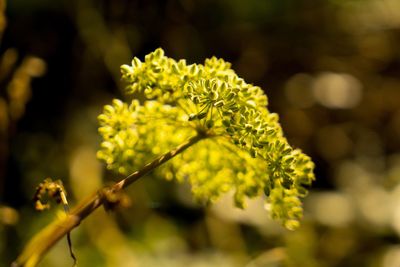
xmin=98 ymin=48 xmax=315 ymax=229
xmin=97 ymin=99 xmax=195 ymax=175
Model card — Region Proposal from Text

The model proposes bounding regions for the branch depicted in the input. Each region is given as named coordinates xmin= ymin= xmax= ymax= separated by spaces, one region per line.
xmin=12 ymin=134 xmax=205 ymax=267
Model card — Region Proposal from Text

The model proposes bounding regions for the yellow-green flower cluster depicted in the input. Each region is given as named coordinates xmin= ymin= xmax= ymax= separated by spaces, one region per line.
xmin=97 ymin=99 xmax=195 ymax=175
xmin=98 ymin=48 xmax=315 ymax=229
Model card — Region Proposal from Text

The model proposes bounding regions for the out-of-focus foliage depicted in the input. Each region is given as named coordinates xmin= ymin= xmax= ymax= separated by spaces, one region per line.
xmin=0 ymin=0 xmax=6 ymax=36
xmin=2 ymin=0 xmax=400 ymax=266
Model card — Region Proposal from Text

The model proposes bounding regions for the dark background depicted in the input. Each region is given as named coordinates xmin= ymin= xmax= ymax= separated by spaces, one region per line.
xmin=1 ymin=0 xmax=400 ymax=266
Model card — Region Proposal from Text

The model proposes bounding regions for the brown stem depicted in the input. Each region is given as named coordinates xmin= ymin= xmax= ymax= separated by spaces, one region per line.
xmin=12 ymin=134 xmax=205 ymax=267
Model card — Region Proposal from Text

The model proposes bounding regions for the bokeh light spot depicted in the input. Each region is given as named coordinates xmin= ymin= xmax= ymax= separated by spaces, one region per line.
xmin=312 ymin=72 xmax=362 ymax=109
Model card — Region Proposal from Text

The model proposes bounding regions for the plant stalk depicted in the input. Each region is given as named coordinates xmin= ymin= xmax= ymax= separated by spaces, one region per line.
xmin=12 ymin=134 xmax=205 ymax=267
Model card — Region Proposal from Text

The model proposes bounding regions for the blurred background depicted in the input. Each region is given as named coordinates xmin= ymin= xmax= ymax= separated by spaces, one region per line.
xmin=1 ymin=0 xmax=400 ymax=266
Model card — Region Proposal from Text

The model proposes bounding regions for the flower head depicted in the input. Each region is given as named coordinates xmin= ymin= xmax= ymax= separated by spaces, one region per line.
xmin=98 ymin=48 xmax=315 ymax=229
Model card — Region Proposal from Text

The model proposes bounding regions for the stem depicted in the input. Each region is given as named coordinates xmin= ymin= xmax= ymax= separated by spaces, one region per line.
xmin=12 ymin=134 xmax=205 ymax=267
